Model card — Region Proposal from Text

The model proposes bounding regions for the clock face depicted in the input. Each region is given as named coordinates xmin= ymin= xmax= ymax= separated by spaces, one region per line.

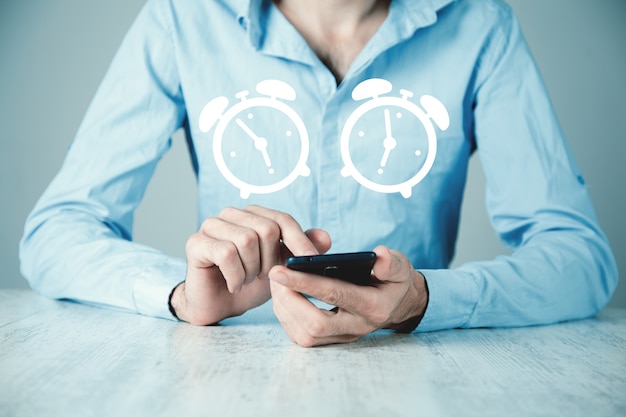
xmin=213 ymin=98 xmax=310 ymax=198
xmin=346 ymin=105 xmax=431 ymax=186
xmin=340 ymin=96 xmax=439 ymax=198
xmin=201 ymin=79 xmax=447 ymax=199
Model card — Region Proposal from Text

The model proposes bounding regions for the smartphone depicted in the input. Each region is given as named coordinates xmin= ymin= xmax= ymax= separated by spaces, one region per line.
xmin=285 ymin=251 xmax=377 ymax=286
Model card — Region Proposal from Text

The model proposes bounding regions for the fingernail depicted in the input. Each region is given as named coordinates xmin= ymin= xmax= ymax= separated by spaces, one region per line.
xmin=270 ymin=271 xmax=288 ymax=285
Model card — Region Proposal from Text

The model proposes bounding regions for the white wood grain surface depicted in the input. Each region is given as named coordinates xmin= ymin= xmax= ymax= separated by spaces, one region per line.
xmin=1 ymin=289 xmax=624 ymax=417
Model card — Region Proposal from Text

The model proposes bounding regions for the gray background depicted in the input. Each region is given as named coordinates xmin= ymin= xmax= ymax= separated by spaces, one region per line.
xmin=1 ymin=0 xmax=624 ymax=308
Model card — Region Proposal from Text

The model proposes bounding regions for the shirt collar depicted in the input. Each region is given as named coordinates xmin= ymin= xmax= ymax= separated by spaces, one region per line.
xmin=387 ymin=0 xmax=457 ymax=40
xmin=235 ymin=0 xmax=268 ymax=50
xmin=236 ymin=0 xmax=457 ymax=51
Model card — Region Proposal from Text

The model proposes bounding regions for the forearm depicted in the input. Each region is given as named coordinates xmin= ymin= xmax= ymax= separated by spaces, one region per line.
xmin=20 ymin=211 xmax=186 ymax=319
xmin=417 ymin=229 xmax=618 ymax=332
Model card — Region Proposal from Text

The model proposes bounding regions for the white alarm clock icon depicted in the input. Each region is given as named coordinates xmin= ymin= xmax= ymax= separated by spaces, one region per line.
xmin=198 ymin=80 xmax=311 ymax=199
xmin=340 ymin=78 xmax=450 ymax=198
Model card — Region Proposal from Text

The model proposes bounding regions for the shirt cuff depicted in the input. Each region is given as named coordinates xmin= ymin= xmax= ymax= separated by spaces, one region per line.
xmin=132 ymin=257 xmax=187 ymax=320
xmin=415 ymin=268 xmax=479 ymax=332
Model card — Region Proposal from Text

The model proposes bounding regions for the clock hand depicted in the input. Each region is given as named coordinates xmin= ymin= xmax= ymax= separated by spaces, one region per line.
xmin=236 ymin=118 xmax=273 ymax=171
xmin=379 ymin=109 xmax=397 ymax=173
xmin=384 ymin=107 xmax=392 ymax=139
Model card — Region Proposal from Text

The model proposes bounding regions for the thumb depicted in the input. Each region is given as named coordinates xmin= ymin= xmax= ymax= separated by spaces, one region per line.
xmin=372 ymin=245 xmax=405 ymax=283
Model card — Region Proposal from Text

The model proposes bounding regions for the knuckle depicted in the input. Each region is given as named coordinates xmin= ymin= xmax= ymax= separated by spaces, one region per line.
xmin=323 ymin=287 xmax=344 ymax=307
xmin=275 ymin=211 xmax=295 ymax=226
xmin=256 ymin=221 xmax=280 ymax=242
xmin=218 ymin=206 xmax=237 ymax=218
xmin=199 ymin=217 xmax=217 ymax=232
xmin=304 ymin=317 xmax=327 ymax=338
xmin=185 ymin=233 xmax=203 ymax=254
xmin=394 ymin=250 xmax=413 ymax=275
xmin=215 ymin=241 xmax=239 ymax=264
xmin=235 ymin=228 xmax=259 ymax=252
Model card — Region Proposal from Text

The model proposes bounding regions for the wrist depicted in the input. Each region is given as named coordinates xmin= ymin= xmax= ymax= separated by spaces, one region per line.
xmin=390 ymin=271 xmax=429 ymax=333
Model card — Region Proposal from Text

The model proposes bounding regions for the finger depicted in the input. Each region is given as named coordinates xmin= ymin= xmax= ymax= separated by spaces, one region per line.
xmin=278 ymin=228 xmax=331 ymax=264
xmin=200 ymin=216 xmax=262 ymax=285
xmin=270 ymin=278 xmax=317 ymax=331
xmin=245 ymin=205 xmax=319 ymax=257
xmin=372 ymin=245 xmax=411 ymax=284
xmin=186 ymin=231 xmax=246 ymax=294
xmin=215 ymin=207 xmax=283 ymax=279
xmin=270 ymin=280 xmax=364 ymax=347
xmin=269 ymin=265 xmax=377 ymax=317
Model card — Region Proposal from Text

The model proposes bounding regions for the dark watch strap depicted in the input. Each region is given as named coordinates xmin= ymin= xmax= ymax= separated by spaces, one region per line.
xmin=168 ymin=281 xmax=184 ymax=321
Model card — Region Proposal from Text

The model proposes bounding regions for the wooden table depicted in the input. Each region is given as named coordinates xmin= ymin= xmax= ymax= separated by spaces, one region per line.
xmin=1 ymin=289 xmax=624 ymax=417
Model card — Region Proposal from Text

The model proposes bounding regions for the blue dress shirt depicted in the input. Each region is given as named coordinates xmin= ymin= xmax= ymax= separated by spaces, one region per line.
xmin=20 ymin=0 xmax=618 ymax=332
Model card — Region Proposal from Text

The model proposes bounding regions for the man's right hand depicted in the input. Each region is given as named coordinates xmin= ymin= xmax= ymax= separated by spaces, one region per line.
xmin=170 ymin=205 xmax=331 ymax=325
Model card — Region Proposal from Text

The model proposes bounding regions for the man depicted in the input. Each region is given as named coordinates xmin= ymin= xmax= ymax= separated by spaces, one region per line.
xmin=20 ymin=0 xmax=618 ymax=347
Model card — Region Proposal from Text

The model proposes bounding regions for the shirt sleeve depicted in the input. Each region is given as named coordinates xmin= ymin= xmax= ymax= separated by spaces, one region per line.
xmin=417 ymin=5 xmax=618 ymax=332
xmin=19 ymin=0 xmax=187 ymax=320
